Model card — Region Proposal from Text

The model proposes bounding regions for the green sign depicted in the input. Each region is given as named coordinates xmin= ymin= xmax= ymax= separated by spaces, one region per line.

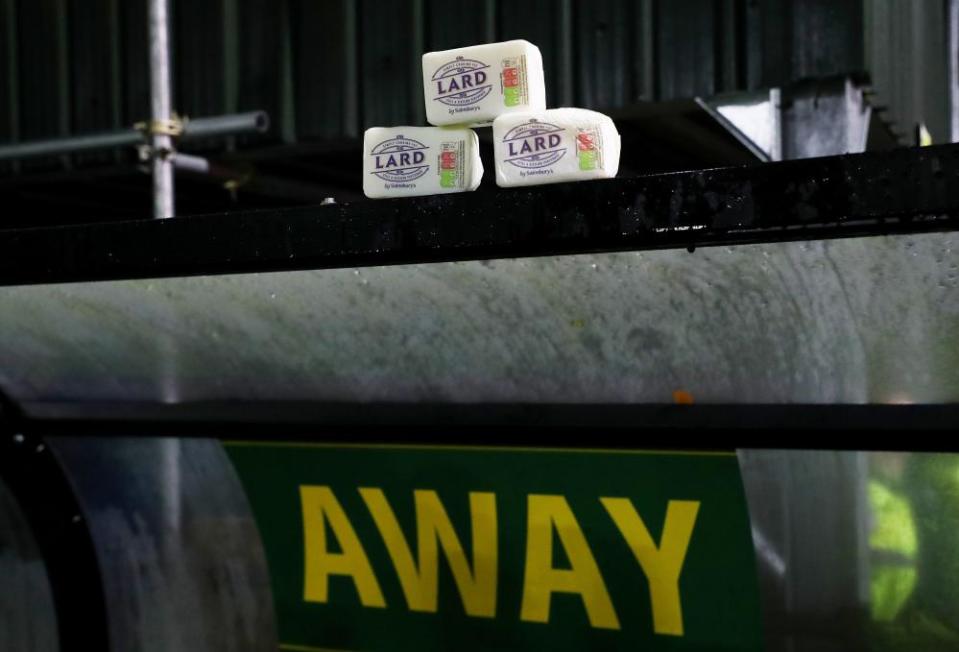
xmin=226 ymin=442 xmax=762 ymax=652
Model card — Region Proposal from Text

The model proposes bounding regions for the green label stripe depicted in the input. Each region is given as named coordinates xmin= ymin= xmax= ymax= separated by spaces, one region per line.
xmin=579 ymin=150 xmax=599 ymax=171
xmin=226 ymin=442 xmax=762 ymax=652
xmin=440 ymin=169 xmax=457 ymax=188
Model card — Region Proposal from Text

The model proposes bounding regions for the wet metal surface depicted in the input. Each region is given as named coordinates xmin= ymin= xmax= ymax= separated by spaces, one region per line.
xmin=45 ymin=437 xmax=277 ymax=652
xmin=3 ymin=142 xmax=958 ymax=287
xmin=0 ymin=232 xmax=957 ymax=405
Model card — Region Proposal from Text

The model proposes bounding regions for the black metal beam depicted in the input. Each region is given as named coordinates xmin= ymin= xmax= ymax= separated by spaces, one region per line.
xmin=18 ymin=402 xmax=959 ymax=448
xmin=0 ymin=143 xmax=957 ymax=287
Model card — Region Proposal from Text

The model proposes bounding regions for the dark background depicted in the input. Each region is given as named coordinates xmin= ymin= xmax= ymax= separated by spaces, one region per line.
xmin=0 ymin=0 xmax=952 ymax=226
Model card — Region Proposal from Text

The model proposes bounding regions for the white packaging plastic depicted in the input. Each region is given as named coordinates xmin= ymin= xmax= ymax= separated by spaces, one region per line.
xmin=362 ymin=126 xmax=483 ymax=199
xmin=422 ymin=40 xmax=547 ymax=126
xmin=491 ymin=108 xmax=621 ymax=188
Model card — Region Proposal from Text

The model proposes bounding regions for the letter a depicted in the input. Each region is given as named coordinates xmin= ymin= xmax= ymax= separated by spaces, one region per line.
xmin=520 ymin=495 xmax=620 ymax=629
xmin=300 ymin=485 xmax=386 ymax=607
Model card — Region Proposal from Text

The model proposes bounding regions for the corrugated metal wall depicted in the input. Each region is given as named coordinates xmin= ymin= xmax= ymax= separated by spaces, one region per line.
xmin=0 ymin=0 xmax=950 ymax=164
xmin=865 ymin=0 xmax=951 ymax=143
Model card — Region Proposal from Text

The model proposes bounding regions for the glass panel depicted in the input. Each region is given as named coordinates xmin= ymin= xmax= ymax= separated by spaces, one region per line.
xmin=740 ymin=450 xmax=959 ymax=651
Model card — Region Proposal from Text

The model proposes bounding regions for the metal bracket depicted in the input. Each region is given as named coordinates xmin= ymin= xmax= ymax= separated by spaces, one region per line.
xmin=134 ymin=113 xmax=186 ymax=138
xmin=134 ymin=112 xmax=185 ymax=167
xmin=137 ymin=143 xmax=175 ymax=164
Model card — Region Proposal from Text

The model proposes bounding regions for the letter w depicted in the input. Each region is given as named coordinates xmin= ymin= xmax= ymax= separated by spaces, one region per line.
xmin=360 ymin=488 xmax=497 ymax=617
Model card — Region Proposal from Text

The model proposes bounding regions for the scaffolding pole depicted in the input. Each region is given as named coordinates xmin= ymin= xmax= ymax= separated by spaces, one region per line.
xmin=0 ymin=0 xmax=272 ymax=218
xmin=951 ymin=0 xmax=959 ymax=143
xmin=0 ymin=113 xmax=269 ymax=162
xmin=148 ymin=0 xmax=174 ymax=219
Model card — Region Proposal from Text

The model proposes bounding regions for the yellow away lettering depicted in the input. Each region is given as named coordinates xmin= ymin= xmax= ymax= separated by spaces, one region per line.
xmin=601 ymin=498 xmax=699 ymax=636
xmin=359 ymin=488 xmax=498 ymax=617
xmin=519 ymin=494 xmax=620 ymax=629
xmin=300 ymin=485 xmax=386 ymax=608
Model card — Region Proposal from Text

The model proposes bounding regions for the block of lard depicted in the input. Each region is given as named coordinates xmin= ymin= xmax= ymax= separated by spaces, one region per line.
xmin=363 ymin=126 xmax=483 ymax=199
xmin=492 ymin=108 xmax=621 ymax=188
xmin=422 ymin=40 xmax=547 ymax=126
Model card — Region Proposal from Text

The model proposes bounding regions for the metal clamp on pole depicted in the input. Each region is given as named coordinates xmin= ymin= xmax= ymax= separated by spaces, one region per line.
xmin=135 ymin=113 xmax=185 ymax=171
xmin=134 ymin=114 xmax=186 ymax=139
